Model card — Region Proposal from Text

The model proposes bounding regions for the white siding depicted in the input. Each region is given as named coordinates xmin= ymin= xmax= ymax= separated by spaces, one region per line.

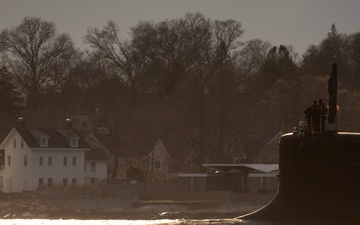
xmin=0 ymin=130 xmax=33 ymax=193
xmin=0 ymin=129 xmax=88 ymax=193
xmin=84 ymin=161 xmax=107 ymax=184
xmin=32 ymin=149 xmax=85 ymax=188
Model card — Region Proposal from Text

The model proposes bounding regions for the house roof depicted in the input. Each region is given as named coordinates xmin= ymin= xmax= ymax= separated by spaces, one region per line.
xmin=203 ymin=163 xmax=278 ymax=173
xmin=15 ymin=127 xmax=89 ymax=149
xmin=85 ymin=147 xmax=111 ymax=161
xmin=90 ymin=129 xmax=190 ymax=171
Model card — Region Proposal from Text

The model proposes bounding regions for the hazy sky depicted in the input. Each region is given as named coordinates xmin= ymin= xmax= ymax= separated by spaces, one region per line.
xmin=1 ymin=0 xmax=360 ymax=56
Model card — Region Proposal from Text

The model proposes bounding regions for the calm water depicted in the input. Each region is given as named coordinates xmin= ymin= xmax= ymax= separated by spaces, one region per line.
xmin=0 ymin=219 xmax=239 ymax=225
xmin=0 ymin=219 xmax=359 ymax=225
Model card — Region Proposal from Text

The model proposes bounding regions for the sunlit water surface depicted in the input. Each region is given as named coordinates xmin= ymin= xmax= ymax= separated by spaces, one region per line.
xmin=1 ymin=219 xmax=359 ymax=225
xmin=0 ymin=219 xmax=240 ymax=225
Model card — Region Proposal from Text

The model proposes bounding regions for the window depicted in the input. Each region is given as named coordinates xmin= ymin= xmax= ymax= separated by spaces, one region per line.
xmin=40 ymin=138 xmax=48 ymax=147
xmin=63 ymin=157 xmax=67 ymax=166
xmin=48 ymin=157 xmax=52 ymax=166
xmin=21 ymin=139 xmax=24 ymax=148
xmin=13 ymin=139 xmax=16 ymax=148
xmin=38 ymin=178 xmax=44 ymax=188
xmin=7 ymin=155 xmax=11 ymax=166
xmin=90 ymin=162 xmax=96 ymax=172
xmin=39 ymin=156 xmax=43 ymax=166
xmin=72 ymin=157 xmax=76 ymax=166
xmin=72 ymin=178 xmax=77 ymax=185
xmin=24 ymin=155 xmax=28 ymax=166
xmin=63 ymin=178 xmax=68 ymax=187
xmin=48 ymin=178 xmax=53 ymax=187
xmin=70 ymin=138 xmax=78 ymax=147
xmin=91 ymin=178 xmax=96 ymax=184
xmin=154 ymin=160 xmax=161 ymax=169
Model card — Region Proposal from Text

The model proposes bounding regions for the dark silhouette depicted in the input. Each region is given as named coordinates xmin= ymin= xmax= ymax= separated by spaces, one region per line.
xmin=304 ymin=98 xmax=328 ymax=133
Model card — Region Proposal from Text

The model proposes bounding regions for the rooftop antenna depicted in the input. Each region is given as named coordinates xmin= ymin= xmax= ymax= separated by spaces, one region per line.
xmin=325 ymin=56 xmax=337 ymax=134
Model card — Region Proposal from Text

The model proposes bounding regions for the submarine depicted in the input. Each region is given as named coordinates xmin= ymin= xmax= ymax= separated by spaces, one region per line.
xmin=239 ymin=61 xmax=360 ymax=221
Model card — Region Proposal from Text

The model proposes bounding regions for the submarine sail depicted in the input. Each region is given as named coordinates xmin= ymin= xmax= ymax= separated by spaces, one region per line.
xmin=239 ymin=61 xmax=360 ymax=221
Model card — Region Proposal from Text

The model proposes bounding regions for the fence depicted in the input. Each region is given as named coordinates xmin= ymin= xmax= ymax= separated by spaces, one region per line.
xmin=17 ymin=181 xmax=275 ymax=203
xmin=22 ymin=189 xmax=103 ymax=199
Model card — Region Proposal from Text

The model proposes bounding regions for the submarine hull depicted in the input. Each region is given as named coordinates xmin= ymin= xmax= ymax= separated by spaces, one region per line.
xmin=240 ymin=132 xmax=360 ymax=221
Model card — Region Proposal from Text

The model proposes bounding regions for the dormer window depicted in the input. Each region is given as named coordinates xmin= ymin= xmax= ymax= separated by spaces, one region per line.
xmin=56 ymin=129 xmax=80 ymax=148
xmin=40 ymin=138 xmax=48 ymax=147
xmin=28 ymin=129 xmax=50 ymax=148
xmin=70 ymin=138 xmax=78 ymax=147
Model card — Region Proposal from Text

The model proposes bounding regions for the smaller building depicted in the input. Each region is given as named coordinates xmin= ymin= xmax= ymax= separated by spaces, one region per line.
xmin=174 ymin=163 xmax=278 ymax=203
xmin=174 ymin=132 xmax=282 ymax=202
xmin=84 ymin=147 xmax=111 ymax=185
xmin=116 ymin=139 xmax=172 ymax=182
xmin=202 ymin=163 xmax=278 ymax=193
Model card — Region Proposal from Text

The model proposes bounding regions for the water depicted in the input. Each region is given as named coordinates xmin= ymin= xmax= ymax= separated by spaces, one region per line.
xmin=0 ymin=219 xmax=239 ymax=225
xmin=0 ymin=219 xmax=359 ymax=225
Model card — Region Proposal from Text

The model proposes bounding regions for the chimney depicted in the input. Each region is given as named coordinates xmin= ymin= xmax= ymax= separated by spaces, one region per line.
xmin=64 ymin=118 xmax=73 ymax=129
xmin=17 ymin=117 xmax=26 ymax=128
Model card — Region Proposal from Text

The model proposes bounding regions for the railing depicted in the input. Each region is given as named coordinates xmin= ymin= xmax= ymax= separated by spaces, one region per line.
xmin=305 ymin=115 xmax=327 ymax=135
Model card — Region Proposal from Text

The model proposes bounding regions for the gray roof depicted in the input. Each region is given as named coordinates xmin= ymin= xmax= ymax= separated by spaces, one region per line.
xmin=203 ymin=163 xmax=278 ymax=173
xmin=15 ymin=127 xmax=89 ymax=149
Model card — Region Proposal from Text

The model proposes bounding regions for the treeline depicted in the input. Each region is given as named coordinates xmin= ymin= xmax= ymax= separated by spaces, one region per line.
xmin=1 ymin=14 xmax=360 ymax=169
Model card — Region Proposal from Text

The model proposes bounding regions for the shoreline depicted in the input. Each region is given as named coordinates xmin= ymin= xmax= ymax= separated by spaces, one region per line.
xmin=0 ymin=199 xmax=262 ymax=220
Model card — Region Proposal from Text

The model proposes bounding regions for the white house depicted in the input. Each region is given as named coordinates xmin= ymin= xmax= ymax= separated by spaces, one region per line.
xmin=84 ymin=147 xmax=110 ymax=185
xmin=84 ymin=133 xmax=112 ymax=185
xmin=0 ymin=118 xmax=108 ymax=193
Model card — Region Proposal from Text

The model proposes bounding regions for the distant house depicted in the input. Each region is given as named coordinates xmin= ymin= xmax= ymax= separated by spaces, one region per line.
xmin=69 ymin=110 xmax=184 ymax=182
xmin=0 ymin=118 xmax=108 ymax=193
xmin=148 ymin=139 xmax=172 ymax=181
xmin=114 ymin=139 xmax=172 ymax=182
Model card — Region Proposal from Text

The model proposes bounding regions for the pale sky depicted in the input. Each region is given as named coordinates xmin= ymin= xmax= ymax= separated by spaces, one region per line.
xmin=1 ymin=0 xmax=360 ymax=56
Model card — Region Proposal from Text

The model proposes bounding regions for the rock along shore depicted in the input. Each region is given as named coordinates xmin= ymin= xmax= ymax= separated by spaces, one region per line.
xmin=0 ymin=199 xmax=262 ymax=220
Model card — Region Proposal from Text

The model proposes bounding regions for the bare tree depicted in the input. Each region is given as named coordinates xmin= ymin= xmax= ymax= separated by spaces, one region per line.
xmin=85 ymin=20 xmax=153 ymax=180
xmin=130 ymin=17 xmax=196 ymax=96
xmin=85 ymin=21 xmax=149 ymax=101
xmin=166 ymin=14 xmax=245 ymax=169
xmin=129 ymin=13 xmax=246 ymax=170
xmin=239 ymin=39 xmax=272 ymax=75
xmin=0 ymin=17 xmax=76 ymax=110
